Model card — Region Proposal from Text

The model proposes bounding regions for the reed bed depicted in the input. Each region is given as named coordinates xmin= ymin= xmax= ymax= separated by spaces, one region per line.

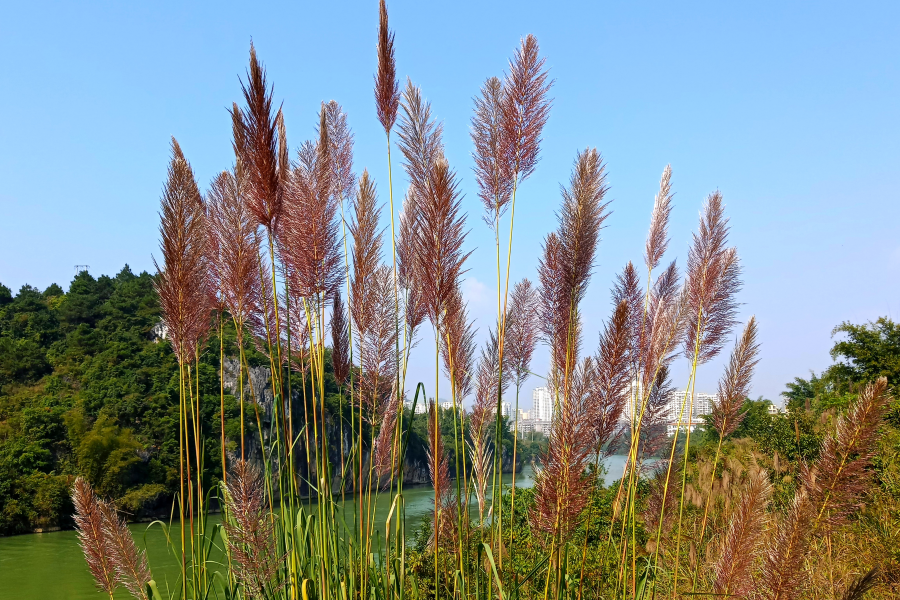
xmin=73 ymin=3 xmax=892 ymax=599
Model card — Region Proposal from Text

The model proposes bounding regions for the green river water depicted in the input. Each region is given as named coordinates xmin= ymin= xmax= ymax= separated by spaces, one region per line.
xmin=0 ymin=457 xmax=628 ymax=598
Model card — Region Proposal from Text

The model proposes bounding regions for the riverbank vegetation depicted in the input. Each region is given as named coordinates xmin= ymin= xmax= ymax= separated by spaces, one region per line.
xmin=0 ymin=270 xmax=543 ymax=535
xmin=3 ymin=1 xmax=898 ymax=598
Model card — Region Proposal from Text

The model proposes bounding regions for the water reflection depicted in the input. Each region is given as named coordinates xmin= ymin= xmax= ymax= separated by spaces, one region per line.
xmin=0 ymin=458 xmax=632 ymax=599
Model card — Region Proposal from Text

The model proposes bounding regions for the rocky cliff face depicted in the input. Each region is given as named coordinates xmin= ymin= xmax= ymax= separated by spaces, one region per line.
xmin=220 ymin=358 xmax=431 ymax=494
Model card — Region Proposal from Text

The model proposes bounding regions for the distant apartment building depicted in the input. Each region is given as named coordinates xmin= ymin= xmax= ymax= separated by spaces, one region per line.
xmin=404 ymin=400 xmax=427 ymax=415
xmin=534 ymin=421 xmax=552 ymax=436
xmin=693 ymin=392 xmax=714 ymax=417
xmin=665 ymin=390 xmax=717 ymax=435
xmin=517 ymin=419 xmax=535 ymax=436
xmin=512 ymin=387 xmax=555 ymax=438
xmin=440 ymin=399 xmax=465 ymax=413
xmin=532 ymin=386 xmax=553 ymax=422
xmin=501 ymin=402 xmax=511 ymax=418
xmin=518 ymin=420 xmax=552 ymax=437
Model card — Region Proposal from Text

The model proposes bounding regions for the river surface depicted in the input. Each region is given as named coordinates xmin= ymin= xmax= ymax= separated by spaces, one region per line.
xmin=0 ymin=457 xmax=628 ymax=599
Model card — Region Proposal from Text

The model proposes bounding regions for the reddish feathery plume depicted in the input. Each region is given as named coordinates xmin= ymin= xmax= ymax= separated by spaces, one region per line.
xmin=471 ymin=76 xmax=513 ymax=228
xmin=72 ymin=478 xmax=119 ymax=596
xmin=373 ymin=388 xmax=401 ymax=482
xmin=324 ymin=100 xmax=356 ymax=202
xmin=403 ymin=285 xmax=426 ymax=357
xmin=640 ymin=262 xmax=685 ymax=389
xmin=397 ymin=189 xmax=427 ymax=347
xmin=277 ymin=109 xmax=289 ymax=186
xmin=276 ymin=141 xmax=307 ymax=308
xmin=590 ymin=299 xmax=631 ymax=457
xmin=238 ymin=44 xmax=284 ymax=234
xmin=471 ymin=325 xmax=506 ymax=436
xmin=711 ymin=316 xmax=760 ymax=438
xmin=803 ymin=376 xmax=891 ymax=530
xmin=612 ymin=261 xmax=642 ymax=319
xmin=539 ymin=149 xmax=610 ymax=381
xmin=441 ymin=283 xmax=477 ymax=401
xmin=427 ymin=400 xmax=451 ymax=498
xmin=505 ymin=278 xmax=539 ymax=390
xmin=611 ymin=261 xmax=644 ymax=361
xmin=651 ymin=259 xmax=681 ymax=309
xmin=412 ymin=155 xmax=471 ymax=328
xmin=281 ymin=108 xmax=344 ymax=301
xmin=712 ymin=468 xmax=772 ymax=598
xmin=396 ymin=187 xmax=418 ymax=286
xmin=397 ymin=80 xmax=444 ymax=204
xmin=154 ymin=139 xmax=211 ymax=365
xmin=467 ymin=426 xmax=492 ymax=523
xmin=555 ymin=150 xmax=610 ymax=296
xmin=203 ymin=198 xmax=225 ymax=315
xmin=230 ymin=102 xmax=247 ymax=163
xmin=469 ymin=324 xmax=505 ymax=520
xmin=759 ymin=378 xmax=890 ymax=600
xmin=683 ymin=192 xmax=742 ymax=363
xmin=98 ymin=501 xmax=152 ymax=600
xmin=500 ymin=34 xmax=553 ymax=184
xmin=349 ymin=170 xmax=384 ymax=337
xmin=538 ymin=232 xmax=570 ymax=382
xmin=330 ymin=291 xmax=350 ymax=386
xmin=531 ymin=359 xmax=595 ymax=542
xmin=374 ymin=0 xmax=400 ymax=134
xmin=358 ymin=267 xmax=397 ymax=416
xmin=642 ymin=466 xmax=676 ymax=538
xmin=223 ymin=460 xmax=285 ymax=597
xmin=206 ymin=170 xmax=264 ymax=344
xmin=427 ymin=400 xmax=455 ymax=549
xmin=248 ymin=241 xmax=282 ymax=360
xmin=644 ymin=165 xmax=674 ymax=272
xmin=759 ymin=488 xmax=814 ymax=600
xmin=636 ymin=366 xmax=675 ymax=463
xmin=286 ymin=291 xmax=310 ymax=374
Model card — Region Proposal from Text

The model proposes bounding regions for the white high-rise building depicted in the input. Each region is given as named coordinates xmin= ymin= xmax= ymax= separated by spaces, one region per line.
xmin=404 ymin=400 xmax=427 ymax=415
xmin=532 ymin=387 xmax=553 ymax=422
xmin=665 ymin=390 xmax=717 ymax=434
xmin=501 ymin=402 xmax=511 ymax=418
xmin=693 ymin=392 xmax=714 ymax=417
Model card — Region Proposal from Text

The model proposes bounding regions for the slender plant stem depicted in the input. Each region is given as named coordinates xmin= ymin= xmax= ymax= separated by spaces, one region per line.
xmin=691 ymin=430 xmax=726 ymax=592
xmin=672 ymin=352 xmax=700 ymax=599
xmin=219 ymin=312 xmax=227 ymax=483
xmin=178 ymin=360 xmax=186 ymax=600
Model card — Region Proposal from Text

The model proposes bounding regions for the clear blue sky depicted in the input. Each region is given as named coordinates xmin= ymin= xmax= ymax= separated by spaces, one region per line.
xmin=1 ymin=1 xmax=898 ymax=404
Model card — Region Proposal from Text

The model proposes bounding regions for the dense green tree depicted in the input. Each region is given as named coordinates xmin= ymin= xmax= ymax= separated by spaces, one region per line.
xmin=0 ymin=265 xmax=458 ymax=533
xmin=0 ymin=267 xmax=202 ymax=534
xmin=826 ymin=317 xmax=900 ymax=389
xmin=0 ymin=283 xmax=12 ymax=306
xmin=777 ymin=319 xmax=900 ymax=415
xmin=725 ymin=398 xmax=821 ymax=462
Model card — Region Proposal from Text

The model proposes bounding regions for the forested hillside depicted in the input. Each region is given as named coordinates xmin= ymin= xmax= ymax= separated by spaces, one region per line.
xmin=0 ymin=267 xmax=214 ymax=533
xmin=0 ymin=267 xmax=537 ymax=535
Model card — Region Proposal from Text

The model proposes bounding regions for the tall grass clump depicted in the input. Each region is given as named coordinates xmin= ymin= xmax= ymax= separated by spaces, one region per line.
xmin=72 ymin=4 xmax=893 ymax=600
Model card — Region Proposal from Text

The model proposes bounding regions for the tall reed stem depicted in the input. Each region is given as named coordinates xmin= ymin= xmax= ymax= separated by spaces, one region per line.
xmin=691 ymin=429 xmax=726 ymax=592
